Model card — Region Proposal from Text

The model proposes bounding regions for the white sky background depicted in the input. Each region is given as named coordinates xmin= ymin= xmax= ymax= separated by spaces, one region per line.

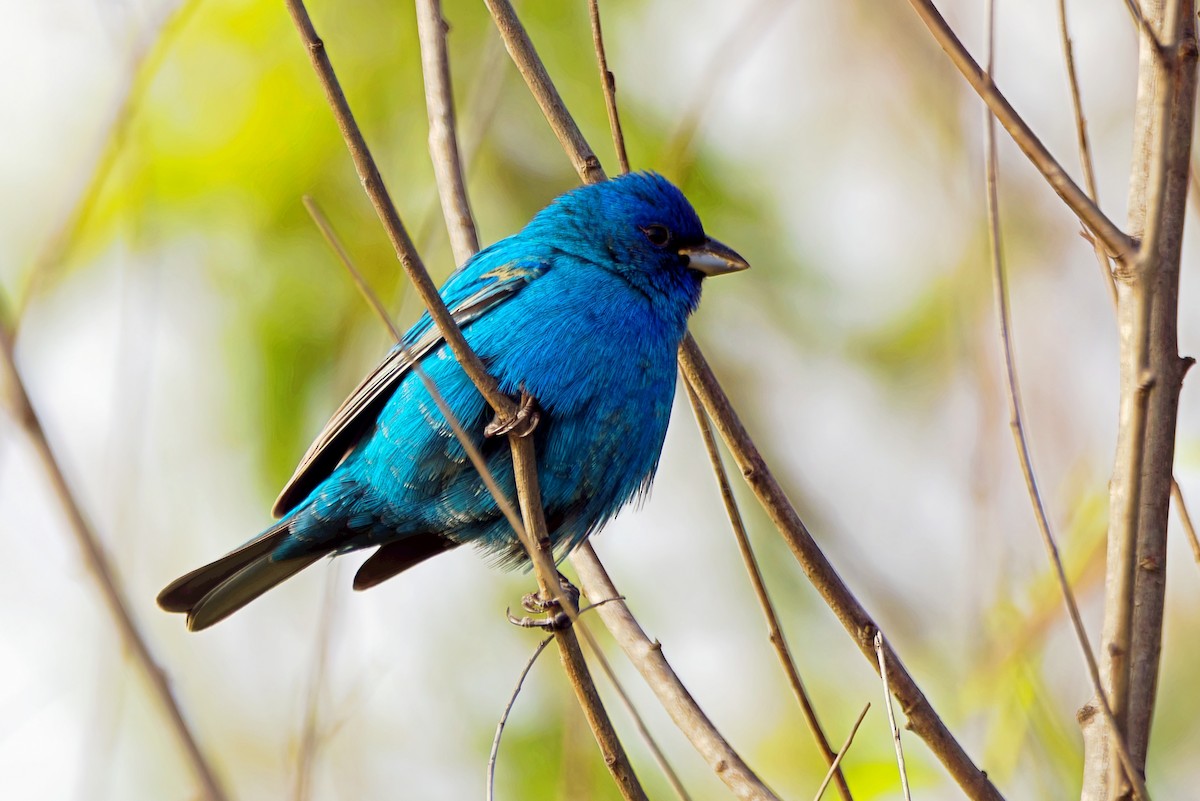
xmin=2 ymin=0 xmax=1200 ymax=799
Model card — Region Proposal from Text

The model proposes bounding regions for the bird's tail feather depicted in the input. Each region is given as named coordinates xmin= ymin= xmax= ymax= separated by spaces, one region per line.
xmin=157 ymin=522 xmax=322 ymax=631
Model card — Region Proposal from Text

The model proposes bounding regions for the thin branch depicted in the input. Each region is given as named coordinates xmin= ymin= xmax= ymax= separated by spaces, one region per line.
xmin=283 ymin=0 xmax=512 ymax=418
xmin=1055 ymin=0 xmax=1118 ymax=307
xmin=0 ymin=297 xmax=229 ymax=801
xmin=481 ymin=1 xmax=1002 ymax=795
xmin=979 ymin=10 xmax=1148 ymax=798
xmin=570 ymin=618 xmax=695 ymax=801
xmin=1171 ymin=479 xmax=1200 ymax=564
xmin=488 ymin=634 xmax=554 ymax=801
xmin=902 ymin=0 xmax=1136 ymax=262
xmin=678 ymin=336 xmax=1005 ymax=801
xmin=873 ymin=633 xmax=912 ymax=801
xmin=483 ymin=0 xmax=606 ymax=184
xmin=812 ymin=704 xmax=870 ymax=801
xmin=683 ymin=378 xmax=852 ymax=801
xmin=414 ymin=0 xmax=480 ymax=265
xmin=292 ymin=563 xmax=341 ymax=801
xmin=587 ymin=0 xmax=630 ymax=173
xmin=571 ymin=543 xmax=784 ymax=801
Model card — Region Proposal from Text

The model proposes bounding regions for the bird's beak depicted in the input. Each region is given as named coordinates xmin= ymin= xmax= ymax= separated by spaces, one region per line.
xmin=678 ymin=237 xmax=750 ymax=277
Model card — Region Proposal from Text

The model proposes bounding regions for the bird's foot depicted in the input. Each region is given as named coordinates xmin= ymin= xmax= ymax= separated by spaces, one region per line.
xmin=506 ymin=572 xmax=581 ymax=631
xmin=485 ymin=385 xmax=541 ymax=439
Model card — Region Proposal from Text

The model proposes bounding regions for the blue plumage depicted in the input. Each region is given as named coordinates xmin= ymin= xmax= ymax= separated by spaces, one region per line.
xmin=158 ymin=172 xmax=748 ymax=630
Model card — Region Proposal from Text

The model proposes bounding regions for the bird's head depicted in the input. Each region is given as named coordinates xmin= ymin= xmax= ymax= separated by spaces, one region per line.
xmin=526 ymin=172 xmax=748 ymax=320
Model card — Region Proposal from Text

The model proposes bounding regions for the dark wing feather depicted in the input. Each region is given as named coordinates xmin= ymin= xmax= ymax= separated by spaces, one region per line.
xmin=271 ymin=267 xmax=542 ymax=517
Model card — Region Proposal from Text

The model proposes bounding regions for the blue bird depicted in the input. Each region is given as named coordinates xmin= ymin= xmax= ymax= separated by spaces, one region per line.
xmin=158 ymin=172 xmax=748 ymax=630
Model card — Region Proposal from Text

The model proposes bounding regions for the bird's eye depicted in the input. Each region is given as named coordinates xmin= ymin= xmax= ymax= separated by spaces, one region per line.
xmin=641 ymin=224 xmax=671 ymax=248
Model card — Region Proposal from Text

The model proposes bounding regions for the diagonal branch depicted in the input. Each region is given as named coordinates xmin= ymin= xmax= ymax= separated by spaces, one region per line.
xmin=903 ymin=0 xmax=1135 ymax=262
xmin=571 ymin=544 xmax=784 ymax=801
xmin=684 ymin=379 xmax=853 ymax=801
xmin=481 ymin=2 xmax=1004 ymax=797
xmin=0 ymin=298 xmax=229 ymax=801
xmin=286 ymin=4 xmax=645 ymax=798
xmin=587 ymin=0 xmax=630 ymax=173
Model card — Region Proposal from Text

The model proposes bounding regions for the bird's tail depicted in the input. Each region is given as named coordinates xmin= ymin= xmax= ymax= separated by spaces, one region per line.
xmin=157 ymin=521 xmax=322 ymax=631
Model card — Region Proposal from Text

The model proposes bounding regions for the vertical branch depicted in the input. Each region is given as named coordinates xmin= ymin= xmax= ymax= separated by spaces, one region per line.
xmin=683 ymin=380 xmax=853 ymax=801
xmin=587 ymin=0 xmax=630 ymax=173
xmin=981 ymin=4 xmax=1145 ymax=797
xmin=0 ymin=300 xmax=229 ymax=801
xmin=414 ymin=0 xmax=480 ymax=265
xmin=482 ymin=1 xmax=1003 ymax=795
xmin=1055 ymin=0 xmax=1119 ymax=307
xmin=483 ymin=0 xmax=606 ymax=184
xmin=1083 ymin=1 xmax=1197 ymax=799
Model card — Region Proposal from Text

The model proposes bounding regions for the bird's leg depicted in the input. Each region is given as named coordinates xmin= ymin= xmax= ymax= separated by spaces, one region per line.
xmin=485 ymin=384 xmax=541 ymax=439
xmin=506 ymin=571 xmax=581 ymax=631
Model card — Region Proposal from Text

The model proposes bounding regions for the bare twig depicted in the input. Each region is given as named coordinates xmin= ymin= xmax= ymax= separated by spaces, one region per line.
xmin=684 ymin=379 xmax=852 ymax=801
xmin=980 ymin=9 xmax=1147 ymax=798
xmin=291 ymin=22 xmax=645 ymax=768
xmin=571 ymin=543 xmax=784 ymax=801
xmin=414 ymin=0 xmax=479 ymax=265
xmin=873 ymin=633 xmax=911 ymax=801
xmin=571 ymin=614 xmax=695 ymax=801
xmin=1171 ymin=479 xmax=1200 ymax=564
xmin=292 ymin=563 xmax=341 ymax=801
xmin=488 ymin=634 xmax=554 ymax=801
xmin=678 ymin=337 xmax=1004 ymax=801
xmin=284 ymin=0 xmax=512 ymax=418
xmin=812 ymin=704 xmax=870 ymax=801
xmin=0 ymin=298 xmax=228 ymax=801
xmin=482 ymin=1 xmax=1002 ymax=794
xmin=1055 ymin=0 xmax=1118 ymax=307
xmin=483 ymin=0 xmax=606 ymax=184
xmin=903 ymin=0 xmax=1135 ymax=262
xmin=587 ymin=0 xmax=630 ymax=173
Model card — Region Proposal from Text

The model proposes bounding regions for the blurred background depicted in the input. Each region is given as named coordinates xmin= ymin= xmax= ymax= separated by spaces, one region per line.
xmin=3 ymin=0 xmax=1198 ymax=798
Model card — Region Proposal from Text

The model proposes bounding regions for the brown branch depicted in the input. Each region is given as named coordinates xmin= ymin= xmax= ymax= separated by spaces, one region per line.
xmin=290 ymin=0 xmax=643 ymax=786
xmin=683 ymin=379 xmax=852 ymax=801
xmin=0 ymin=298 xmax=229 ymax=801
xmin=1083 ymin=3 xmax=1197 ymax=798
xmin=587 ymin=0 xmax=630 ymax=173
xmin=812 ymin=704 xmax=870 ymax=801
xmin=414 ymin=0 xmax=479 ymax=265
xmin=980 ymin=10 xmax=1147 ymax=796
xmin=299 ymin=194 xmax=645 ymax=800
xmin=903 ymin=0 xmax=1136 ymax=263
xmin=483 ymin=0 xmax=606 ymax=184
xmin=571 ymin=544 xmax=784 ymax=801
xmin=1171 ymin=479 xmax=1200 ymax=564
xmin=284 ymin=0 xmax=513 ymax=418
xmin=1055 ymin=0 xmax=1119 ymax=307
xmin=678 ymin=336 xmax=1004 ymax=801
xmin=482 ymin=2 xmax=1002 ymax=796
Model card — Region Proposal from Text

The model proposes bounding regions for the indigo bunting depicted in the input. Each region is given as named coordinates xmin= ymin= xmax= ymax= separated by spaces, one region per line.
xmin=158 ymin=172 xmax=748 ymax=630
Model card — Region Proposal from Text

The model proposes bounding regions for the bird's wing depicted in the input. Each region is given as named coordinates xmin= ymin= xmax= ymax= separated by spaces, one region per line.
xmin=271 ymin=259 xmax=547 ymax=517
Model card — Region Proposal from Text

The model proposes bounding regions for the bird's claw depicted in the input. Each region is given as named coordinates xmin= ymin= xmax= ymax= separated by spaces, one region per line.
xmin=485 ymin=386 xmax=541 ymax=438
xmin=505 ymin=573 xmax=581 ymax=631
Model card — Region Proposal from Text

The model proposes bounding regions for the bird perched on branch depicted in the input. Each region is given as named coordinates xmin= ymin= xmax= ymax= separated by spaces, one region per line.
xmin=158 ymin=172 xmax=748 ymax=630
